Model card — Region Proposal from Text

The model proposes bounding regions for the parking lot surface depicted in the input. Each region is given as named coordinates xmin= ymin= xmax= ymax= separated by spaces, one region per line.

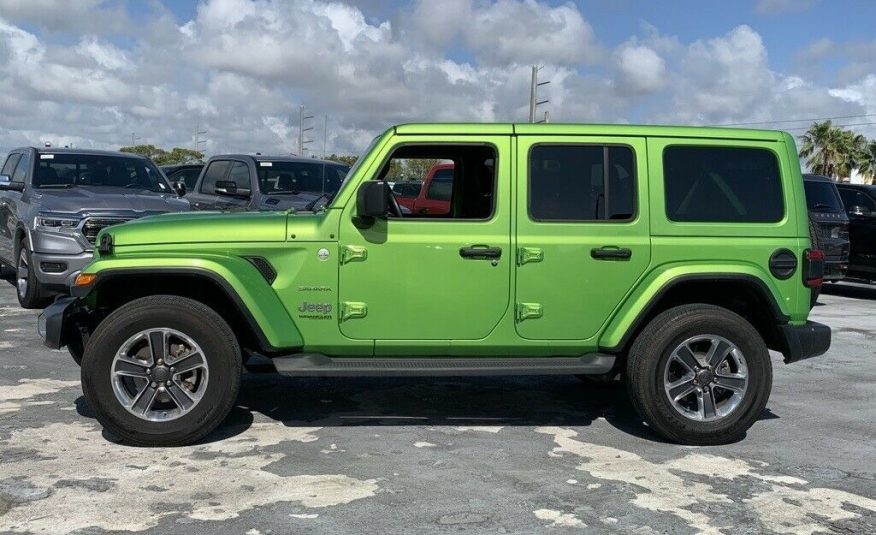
xmin=1 ymin=279 xmax=875 ymax=534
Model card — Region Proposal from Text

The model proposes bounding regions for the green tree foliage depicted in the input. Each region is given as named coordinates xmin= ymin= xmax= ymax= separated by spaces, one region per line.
xmin=119 ymin=145 xmax=204 ymax=165
xmin=857 ymin=141 xmax=876 ymax=185
xmin=325 ymin=154 xmax=359 ymax=167
xmin=799 ymin=121 xmax=872 ymax=182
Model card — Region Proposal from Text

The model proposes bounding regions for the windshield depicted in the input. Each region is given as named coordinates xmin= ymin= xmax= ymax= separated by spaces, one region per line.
xmin=34 ymin=154 xmax=171 ymax=193
xmin=257 ymin=161 xmax=349 ymax=195
xmin=804 ymin=180 xmax=844 ymax=212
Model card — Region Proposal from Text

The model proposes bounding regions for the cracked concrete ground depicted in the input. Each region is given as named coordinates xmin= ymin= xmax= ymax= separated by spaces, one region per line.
xmin=0 ymin=278 xmax=874 ymax=534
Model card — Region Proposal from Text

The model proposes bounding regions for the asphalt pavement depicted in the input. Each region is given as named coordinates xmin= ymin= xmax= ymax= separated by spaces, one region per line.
xmin=1 ymin=278 xmax=875 ymax=534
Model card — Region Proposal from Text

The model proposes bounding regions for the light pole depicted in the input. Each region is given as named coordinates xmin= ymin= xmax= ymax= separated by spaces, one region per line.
xmin=528 ymin=65 xmax=550 ymax=123
xmin=298 ymin=105 xmax=314 ymax=156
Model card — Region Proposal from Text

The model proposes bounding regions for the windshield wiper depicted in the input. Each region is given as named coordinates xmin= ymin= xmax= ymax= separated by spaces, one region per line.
xmin=304 ymin=192 xmax=333 ymax=211
xmin=36 ymin=184 xmax=74 ymax=189
xmin=811 ymin=203 xmax=838 ymax=211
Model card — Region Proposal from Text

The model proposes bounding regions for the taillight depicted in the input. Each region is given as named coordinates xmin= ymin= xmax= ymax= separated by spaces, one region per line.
xmin=803 ymin=249 xmax=825 ymax=288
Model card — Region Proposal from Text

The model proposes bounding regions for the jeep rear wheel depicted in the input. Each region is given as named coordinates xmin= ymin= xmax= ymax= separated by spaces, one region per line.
xmin=626 ymin=304 xmax=772 ymax=445
xmin=81 ymin=295 xmax=241 ymax=446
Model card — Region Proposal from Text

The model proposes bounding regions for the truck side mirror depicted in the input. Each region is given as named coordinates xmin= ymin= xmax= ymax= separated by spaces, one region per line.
xmin=357 ymin=181 xmax=390 ymax=220
xmin=172 ymin=180 xmax=187 ymax=197
xmin=215 ymin=180 xmax=250 ymax=198
xmin=0 ymin=174 xmax=24 ymax=192
xmin=848 ymin=205 xmax=872 ymax=217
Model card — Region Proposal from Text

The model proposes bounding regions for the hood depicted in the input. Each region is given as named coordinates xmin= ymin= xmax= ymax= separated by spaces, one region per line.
xmin=107 ymin=210 xmax=289 ymax=246
xmin=256 ymin=192 xmax=320 ymax=211
xmin=33 ymin=186 xmax=190 ymax=215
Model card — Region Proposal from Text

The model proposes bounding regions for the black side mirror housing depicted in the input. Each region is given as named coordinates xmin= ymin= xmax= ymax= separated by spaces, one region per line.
xmin=215 ymin=180 xmax=250 ymax=198
xmin=848 ymin=205 xmax=873 ymax=217
xmin=0 ymin=174 xmax=24 ymax=192
xmin=173 ymin=180 xmax=187 ymax=197
xmin=357 ymin=181 xmax=391 ymax=219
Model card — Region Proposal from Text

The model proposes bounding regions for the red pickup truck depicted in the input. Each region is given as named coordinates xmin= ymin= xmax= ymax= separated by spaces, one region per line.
xmin=395 ymin=162 xmax=453 ymax=216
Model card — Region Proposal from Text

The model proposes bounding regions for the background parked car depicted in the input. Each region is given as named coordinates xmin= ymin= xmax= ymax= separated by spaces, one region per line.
xmin=160 ymin=163 xmax=204 ymax=191
xmin=186 ymin=155 xmax=350 ymax=211
xmin=835 ymin=183 xmax=876 ymax=282
xmin=396 ymin=162 xmax=454 ymax=215
xmin=0 ymin=147 xmax=190 ymax=308
xmin=391 ymin=180 xmax=423 ymax=200
xmin=803 ymin=174 xmax=849 ymax=282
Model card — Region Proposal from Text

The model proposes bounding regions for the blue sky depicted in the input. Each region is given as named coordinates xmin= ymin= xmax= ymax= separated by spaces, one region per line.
xmin=0 ymin=0 xmax=874 ymax=155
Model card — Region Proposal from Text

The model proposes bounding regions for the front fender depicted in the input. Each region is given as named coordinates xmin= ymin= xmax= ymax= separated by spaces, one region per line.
xmin=598 ymin=262 xmax=788 ymax=351
xmin=77 ymin=254 xmax=304 ymax=350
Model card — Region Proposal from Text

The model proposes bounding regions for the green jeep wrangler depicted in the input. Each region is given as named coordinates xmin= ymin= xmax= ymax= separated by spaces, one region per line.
xmin=40 ymin=123 xmax=830 ymax=447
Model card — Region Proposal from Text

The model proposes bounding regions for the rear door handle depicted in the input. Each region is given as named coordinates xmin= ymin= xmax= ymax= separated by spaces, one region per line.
xmin=591 ymin=247 xmax=632 ymax=260
xmin=460 ymin=245 xmax=502 ymax=260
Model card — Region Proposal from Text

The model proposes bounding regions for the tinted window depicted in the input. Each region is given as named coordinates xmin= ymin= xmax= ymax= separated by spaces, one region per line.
xmin=200 ymin=160 xmax=231 ymax=194
xmin=663 ymin=146 xmax=783 ymax=223
xmin=426 ymin=176 xmax=453 ymax=201
xmin=172 ymin=168 xmax=202 ymax=189
xmin=2 ymin=154 xmax=21 ymax=178
xmin=838 ymin=188 xmax=876 ymax=211
xmin=324 ymin=164 xmax=349 ymax=194
xmin=12 ymin=152 xmax=30 ymax=183
xmin=529 ymin=145 xmax=635 ymax=221
xmin=392 ymin=181 xmax=422 ymax=198
xmin=258 ymin=161 xmax=323 ymax=194
xmin=804 ymin=181 xmax=844 ymax=212
xmin=31 ymin=153 xmax=168 ymax=192
xmin=227 ymin=162 xmax=251 ymax=191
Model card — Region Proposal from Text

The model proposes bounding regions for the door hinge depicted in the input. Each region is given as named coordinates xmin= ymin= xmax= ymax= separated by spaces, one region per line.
xmin=516 ymin=302 xmax=543 ymax=322
xmin=340 ymin=245 xmax=368 ymax=264
xmin=517 ymin=247 xmax=544 ymax=266
xmin=340 ymin=302 xmax=368 ymax=322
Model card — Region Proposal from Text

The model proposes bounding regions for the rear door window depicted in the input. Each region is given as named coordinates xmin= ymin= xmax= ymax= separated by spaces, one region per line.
xmin=529 ymin=145 xmax=636 ymax=221
xmin=663 ymin=146 xmax=783 ymax=223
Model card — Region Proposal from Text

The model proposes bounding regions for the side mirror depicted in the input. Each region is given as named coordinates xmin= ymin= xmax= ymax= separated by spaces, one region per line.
xmin=215 ymin=180 xmax=250 ymax=198
xmin=172 ymin=180 xmax=187 ymax=197
xmin=356 ymin=181 xmax=390 ymax=220
xmin=848 ymin=205 xmax=872 ymax=217
xmin=0 ymin=174 xmax=24 ymax=192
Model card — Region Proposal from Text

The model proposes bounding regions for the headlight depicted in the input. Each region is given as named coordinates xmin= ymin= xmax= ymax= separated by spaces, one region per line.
xmin=35 ymin=215 xmax=80 ymax=230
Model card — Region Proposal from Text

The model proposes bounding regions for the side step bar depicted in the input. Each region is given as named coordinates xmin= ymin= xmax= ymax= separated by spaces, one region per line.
xmin=271 ymin=353 xmax=616 ymax=377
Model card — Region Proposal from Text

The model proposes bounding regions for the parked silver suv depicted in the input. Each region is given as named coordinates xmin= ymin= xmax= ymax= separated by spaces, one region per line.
xmin=0 ymin=147 xmax=190 ymax=308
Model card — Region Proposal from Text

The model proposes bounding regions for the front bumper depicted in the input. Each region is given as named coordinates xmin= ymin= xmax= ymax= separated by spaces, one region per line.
xmin=30 ymin=251 xmax=93 ymax=289
xmin=38 ymin=296 xmax=80 ymax=349
xmin=779 ymin=321 xmax=831 ymax=364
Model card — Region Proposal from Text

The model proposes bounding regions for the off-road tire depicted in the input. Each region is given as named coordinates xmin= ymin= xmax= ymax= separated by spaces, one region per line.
xmin=16 ymin=240 xmax=49 ymax=309
xmin=81 ymin=295 xmax=242 ymax=446
xmin=625 ymin=304 xmax=772 ymax=445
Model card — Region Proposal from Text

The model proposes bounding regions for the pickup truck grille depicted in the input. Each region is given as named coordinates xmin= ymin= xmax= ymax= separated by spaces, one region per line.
xmin=82 ymin=217 xmax=133 ymax=244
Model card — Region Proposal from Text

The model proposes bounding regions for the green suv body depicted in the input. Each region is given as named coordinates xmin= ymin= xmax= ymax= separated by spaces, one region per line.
xmin=40 ymin=123 xmax=830 ymax=446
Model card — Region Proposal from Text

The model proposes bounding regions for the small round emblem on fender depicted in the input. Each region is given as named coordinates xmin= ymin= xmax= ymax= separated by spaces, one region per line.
xmin=317 ymin=248 xmax=330 ymax=261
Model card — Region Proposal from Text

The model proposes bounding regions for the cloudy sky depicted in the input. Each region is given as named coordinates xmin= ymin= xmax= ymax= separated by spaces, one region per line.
xmin=1 ymin=0 xmax=875 ymax=157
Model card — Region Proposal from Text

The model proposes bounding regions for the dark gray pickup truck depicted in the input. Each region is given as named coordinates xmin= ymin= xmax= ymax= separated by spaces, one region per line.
xmin=0 ymin=147 xmax=190 ymax=308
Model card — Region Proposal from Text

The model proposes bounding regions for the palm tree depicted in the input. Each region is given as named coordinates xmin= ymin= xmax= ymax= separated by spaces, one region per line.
xmin=799 ymin=121 xmax=844 ymax=179
xmin=836 ymin=130 xmax=868 ymax=180
xmin=857 ymin=140 xmax=876 ymax=185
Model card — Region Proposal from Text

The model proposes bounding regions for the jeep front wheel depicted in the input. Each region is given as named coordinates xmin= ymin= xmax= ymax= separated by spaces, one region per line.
xmin=81 ymin=295 xmax=242 ymax=446
xmin=626 ymin=304 xmax=772 ymax=445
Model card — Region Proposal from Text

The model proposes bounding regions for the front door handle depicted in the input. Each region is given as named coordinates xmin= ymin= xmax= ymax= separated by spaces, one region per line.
xmin=460 ymin=245 xmax=502 ymax=260
xmin=591 ymin=246 xmax=632 ymax=260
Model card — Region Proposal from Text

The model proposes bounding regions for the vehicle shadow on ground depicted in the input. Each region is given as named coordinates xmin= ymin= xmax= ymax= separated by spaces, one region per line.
xmin=822 ymin=282 xmax=876 ymax=301
xmin=75 ymin=372 xmax=778 ymax=446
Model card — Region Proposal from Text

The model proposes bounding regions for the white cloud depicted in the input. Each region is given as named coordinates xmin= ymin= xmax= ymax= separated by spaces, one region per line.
xmin=0 ymin=1 xmax=873 ymax=157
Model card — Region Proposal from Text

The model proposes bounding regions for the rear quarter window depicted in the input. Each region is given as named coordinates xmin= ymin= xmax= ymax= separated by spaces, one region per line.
xmin=663 ymin=146 xmax=784 ymax=223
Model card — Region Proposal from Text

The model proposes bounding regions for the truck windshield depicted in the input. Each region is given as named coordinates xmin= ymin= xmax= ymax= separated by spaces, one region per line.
xmin=804 ymin=181 xmax=844 ymax=212
xmin=33 ymin=154 xmax=171 ymax=193
xmin=257 ymin=161 xmax=348 ymax=195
